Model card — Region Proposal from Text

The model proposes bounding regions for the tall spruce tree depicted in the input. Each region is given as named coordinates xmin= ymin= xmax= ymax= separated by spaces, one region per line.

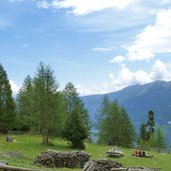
xmin=138 ymin=110 xmax=156 ymax=147
xmin=62 ymin=82 xmax=90 ymax=149
xmin=0 ymin=64 xmax=15 ymax=132
xmin=146 ymin=110 xmax=155 ymax=146
xmin=33 ymin=62 xmax=65 ymax=145
xmin=146 ymin=110 xmax=155 ymax=137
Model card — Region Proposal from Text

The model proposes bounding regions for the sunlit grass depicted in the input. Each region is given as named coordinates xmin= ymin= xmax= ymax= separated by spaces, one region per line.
xmin=0 ymin=134 xmax=170 ymax=171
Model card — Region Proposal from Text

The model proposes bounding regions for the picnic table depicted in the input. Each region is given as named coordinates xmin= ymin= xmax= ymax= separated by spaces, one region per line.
xmin=106 ymin=149 xmax=124 ymax=158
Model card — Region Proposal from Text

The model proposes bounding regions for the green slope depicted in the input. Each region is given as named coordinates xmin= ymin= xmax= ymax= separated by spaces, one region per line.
xmin=0 ymin=134 xmax=170 ymax=171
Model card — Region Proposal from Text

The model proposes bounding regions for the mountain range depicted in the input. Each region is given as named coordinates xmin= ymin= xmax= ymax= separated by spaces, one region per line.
xmin=81 ymin=80 xmax=171 ymax=143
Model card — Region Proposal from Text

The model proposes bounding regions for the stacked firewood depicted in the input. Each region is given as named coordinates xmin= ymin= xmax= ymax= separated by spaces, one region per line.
xmin=82 ymin=159 xmax=123 ymax=171
xmin=34 ymin=150 xmax=90 ymax=168
xmin=83 ymin=161 xmax=160 ymax=171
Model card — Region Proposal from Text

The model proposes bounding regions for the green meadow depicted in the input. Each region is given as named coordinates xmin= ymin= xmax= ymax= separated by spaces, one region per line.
xmin=0 ymin=134 xmax=170 ymax=171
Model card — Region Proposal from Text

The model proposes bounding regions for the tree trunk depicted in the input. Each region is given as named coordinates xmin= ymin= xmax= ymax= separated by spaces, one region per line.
xmin=42 ymin=133 xmax=49 ymax=145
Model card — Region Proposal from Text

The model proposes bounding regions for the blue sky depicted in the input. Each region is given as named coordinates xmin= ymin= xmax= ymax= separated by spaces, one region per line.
xmin=1 ymin=0 xmax=171 ymax=95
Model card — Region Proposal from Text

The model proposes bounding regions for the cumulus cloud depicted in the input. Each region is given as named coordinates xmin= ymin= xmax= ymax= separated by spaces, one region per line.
xmin=77 ymin=59 xmax=171 ymax=95
xmin=150 ymin=59 xmax=171 ymax=80
xmin=109 ymin=55 xmax=125 ymax=63
xmin=126 ymin=9 xmax=171 ymax=61
xmin=9 ymin=80 xmax=20 ymax=95
xmin=159 ymin=0 xmax=170 ymax=4
xmin=39 ymin=0 xmax=138 ymax=15
xmin=108 ymin=59 xmax=171 ymax=92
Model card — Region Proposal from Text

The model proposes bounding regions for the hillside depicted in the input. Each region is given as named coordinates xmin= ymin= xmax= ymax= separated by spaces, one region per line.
xmin=81 ymin=80 xmax=171 ymax=142
xmin=0 ymin=134 xmax=170 ymax=171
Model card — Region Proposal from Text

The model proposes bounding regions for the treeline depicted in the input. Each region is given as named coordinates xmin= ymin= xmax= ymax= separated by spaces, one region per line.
xmin=0 ymin=62 xmax=90 ymax=149
xmin=0 ymin=62 xmax=167 ymax=149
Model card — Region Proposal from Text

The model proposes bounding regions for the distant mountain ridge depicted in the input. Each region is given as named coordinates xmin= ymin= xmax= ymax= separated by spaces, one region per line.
xmin=81 ymin=80 xmax=171 ymax=142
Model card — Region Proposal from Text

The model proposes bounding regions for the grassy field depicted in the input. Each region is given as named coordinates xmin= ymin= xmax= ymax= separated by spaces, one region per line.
xmin=0 ymin=134 xmax=170 ymax=171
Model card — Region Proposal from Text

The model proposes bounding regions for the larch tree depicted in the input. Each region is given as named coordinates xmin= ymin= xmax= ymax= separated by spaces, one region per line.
xmin=33 ymin=62 xmax=65 ymax=145
xmin=0 ymin=64 xmax=15 ymax=132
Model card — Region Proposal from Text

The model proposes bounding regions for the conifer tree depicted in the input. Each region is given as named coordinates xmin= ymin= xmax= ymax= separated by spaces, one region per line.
xmin=33 ymin=62 xmax=65 ymax=145
xmin=155 ymin=126 xmax=167 ymax=150
xmin=97 ymin=95 xmax=111 ymax=144
xmin=139 ymin=110 xmax=156 ymax=147
xmin=0 ymin=64 xmax=15 ymax=132
xmin=62 ymin=82 xmax=90 ymax=149
xmin=120 ymin=106 xmax=136 ymax=146
xmin=15 ymin=75 xmax=33 ymax=131
xmin=139 ymin=123 xmax=147 ymax=145
xmin=98 ymin=96 xmax=135 ymax=146
xmin=146 ymin=110 xmax=155 ymax=146
xmin=146 ymin=110 xmax=155 ymax=139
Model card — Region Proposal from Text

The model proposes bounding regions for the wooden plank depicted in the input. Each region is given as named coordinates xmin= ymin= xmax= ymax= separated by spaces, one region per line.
xmin=0 ymin=164 xmax=41 ymax=171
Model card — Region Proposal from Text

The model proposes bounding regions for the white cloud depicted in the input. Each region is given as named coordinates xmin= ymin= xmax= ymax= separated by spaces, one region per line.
xmin=159 ymin=0 xmax=170 ymax=4
xmin=38 ymin=1 xmax=49 ymax=9
xmin=108 ymin=59 xmax=171 ymax=91
xmin=92 ymin=47 xmax=113 ymax=52
xmin=127 ymin=9 xmax=171 ymax=61
xmin=150 ymin=59 xmax=171 ymax=80
xmin=40 ymin=0 xmax=138 ymax=15
xmin=76 ymin=84 xmax=108 ymax=96
xmin=9 ymin=80 xmax=20 ymax=95
xmin=109 ymin=55 xmax=125 ymax=63
xmin=77 ymin=59 xmax=171 ymax=95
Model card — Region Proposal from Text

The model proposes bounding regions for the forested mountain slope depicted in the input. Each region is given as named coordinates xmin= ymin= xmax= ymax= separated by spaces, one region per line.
xmin=82 ymin=80 xmax=171 ymax=142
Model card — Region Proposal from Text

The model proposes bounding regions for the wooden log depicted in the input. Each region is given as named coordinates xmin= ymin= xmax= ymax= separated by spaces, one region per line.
xmin=0 ymin=164 xmax=40 ymax=171
xmin=110 ymin=168 xmax=127 ymax=171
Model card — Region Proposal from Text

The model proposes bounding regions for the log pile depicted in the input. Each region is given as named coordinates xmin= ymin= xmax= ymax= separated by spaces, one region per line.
xmin=34 ymin=150 xmax=90 ymax=168
xmin=82 ymin=159 xmax=123 ymax=171
xmin=83 ymin=161 xmax=160 ymax=171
